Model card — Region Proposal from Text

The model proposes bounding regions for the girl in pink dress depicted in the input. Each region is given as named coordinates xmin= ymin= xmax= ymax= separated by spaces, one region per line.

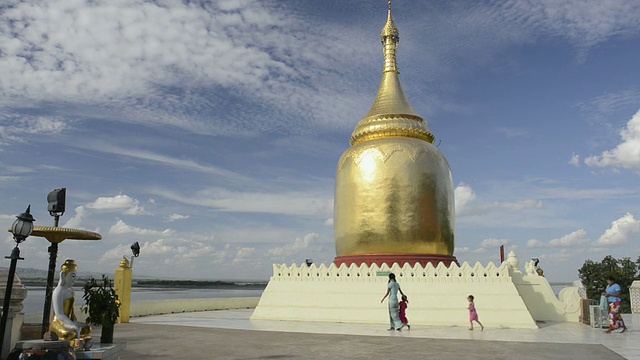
xmin=399 ymin=295 xmax=410 ymax=330
xmin=468 ymin=295 xmax=484 ymax=331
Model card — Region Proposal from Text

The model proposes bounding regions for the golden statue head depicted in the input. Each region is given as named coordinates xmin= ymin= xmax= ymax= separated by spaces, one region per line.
xmin=60 ymin=259 xmax=78 ymax=277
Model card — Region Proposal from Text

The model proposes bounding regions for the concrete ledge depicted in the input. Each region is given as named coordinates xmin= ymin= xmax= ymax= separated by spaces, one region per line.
xmin=76 ymin=342 xmax=126 ymax=360
xmin=23 ymin=297 xmax=260 ymax=323
xmin=130 ymin=297 xmax=260 ymax=317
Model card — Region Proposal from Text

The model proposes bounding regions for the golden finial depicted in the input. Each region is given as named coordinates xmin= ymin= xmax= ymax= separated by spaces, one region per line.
xmin=381 ymin=0 xmax=399 ymax=74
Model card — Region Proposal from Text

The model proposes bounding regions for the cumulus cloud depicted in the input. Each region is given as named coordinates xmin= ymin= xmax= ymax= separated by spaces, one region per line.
xmin=569 ymin=153 xmax=580 ymax=167
xmin=526 ymin=239 xmax=548 ymax=248
xmin=455 ymin=182 xmax=541 ymax=218
xmin=585 ymin=110 xmax=640 ymax=173
xmin=596 ymin=212 xmax=640 ymax=245
xmin=268 ymin=233 xmax=319 ymax=258
xmin=232 ymin=247 xmax=258 ymax=265
xmin=548 ymin=229 xmax=588 ymax=247
xmin=496 ymin=127 xmax=528 ymax=139
xmin=108 ymin=220 xmax=174 ymax=236
xmin=62 ymin=194 xmax=147 ymax=229
xmin=86 ymin=195 xmax=146 ymax=215
xmin=480 ymin=238 xmax=511 ymax=248
xmin=62 ymin=206 xmax=89 ymax=229
xmin=167 ymin=213 xmax=190 ymax=222
xmin=454 ymin=182 xmax=476 ymax=216
xmin=526 ymin=229 xmax=588 ymax=248
xmin=454 ymin=247 xmax=470 ymax=254
xmin=100 ymin=237 xmax=217 ymax=265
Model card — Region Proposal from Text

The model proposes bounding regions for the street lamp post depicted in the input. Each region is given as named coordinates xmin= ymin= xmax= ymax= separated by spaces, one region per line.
xmin=0 ymin=206 xmax=35 ymax=354
xmin=41 ymin=188 xmax=65 ymax=337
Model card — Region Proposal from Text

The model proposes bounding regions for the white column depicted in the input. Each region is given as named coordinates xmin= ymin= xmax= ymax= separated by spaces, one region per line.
xmin=0 ymin=270 xmax=28 ymax=358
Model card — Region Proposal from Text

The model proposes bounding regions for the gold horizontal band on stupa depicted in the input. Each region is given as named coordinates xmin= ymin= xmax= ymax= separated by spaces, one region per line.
xmin=350 ymin=114 xmax=434 ymax=145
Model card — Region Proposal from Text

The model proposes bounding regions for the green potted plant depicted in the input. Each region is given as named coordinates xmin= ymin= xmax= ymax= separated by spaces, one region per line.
xmin=81 ymin=275 xmax=121 ymax=343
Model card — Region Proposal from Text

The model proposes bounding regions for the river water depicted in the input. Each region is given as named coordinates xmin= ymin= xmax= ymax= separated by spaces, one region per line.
xmin=22 ymin=287 xmax=264 ymax=315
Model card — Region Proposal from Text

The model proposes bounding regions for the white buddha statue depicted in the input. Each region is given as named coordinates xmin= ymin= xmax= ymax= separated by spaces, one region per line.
xmin=50 ymin=259 xmax=92 ymax=346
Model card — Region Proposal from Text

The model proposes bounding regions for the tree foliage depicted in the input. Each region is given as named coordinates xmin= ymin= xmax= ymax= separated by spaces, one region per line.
xmin=578 ymin=255 xmax=640 ymax=313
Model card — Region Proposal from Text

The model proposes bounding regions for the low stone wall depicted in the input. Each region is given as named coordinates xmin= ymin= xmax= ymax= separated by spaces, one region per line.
xmin=23 ymin=297 xmax=260 ymax=323
xmin=130 ymin=297 xmax=259 ymax=317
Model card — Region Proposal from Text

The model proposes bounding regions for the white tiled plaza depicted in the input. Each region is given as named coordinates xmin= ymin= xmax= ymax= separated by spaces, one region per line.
xmin=131 ymin=309 xmax=639 ymax=359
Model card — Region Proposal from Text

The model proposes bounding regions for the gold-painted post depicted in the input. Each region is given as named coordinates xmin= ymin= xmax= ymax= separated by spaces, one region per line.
xmin=114 ymin=257 xmax=132 ymax=323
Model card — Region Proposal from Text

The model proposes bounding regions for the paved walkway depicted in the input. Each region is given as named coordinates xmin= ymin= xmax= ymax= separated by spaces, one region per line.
xmin=114 ymin=309 xmax=639 ymax=359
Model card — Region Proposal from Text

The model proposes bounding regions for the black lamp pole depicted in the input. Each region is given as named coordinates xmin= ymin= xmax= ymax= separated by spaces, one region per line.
xmin=41 ymin=188 xmax=65 ymax=337
xmin=0 ymin=206 xmax=35 ymax=354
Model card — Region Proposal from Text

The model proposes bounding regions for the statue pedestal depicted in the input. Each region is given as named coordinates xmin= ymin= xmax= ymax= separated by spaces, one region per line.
xmin=10 ymin=340 xmax=75 ymax=360
xmin=75 ymin=342 xmax=126 ymax=360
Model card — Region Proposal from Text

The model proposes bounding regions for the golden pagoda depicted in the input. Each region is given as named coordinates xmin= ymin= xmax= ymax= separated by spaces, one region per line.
xmin=334 ymin=1 xmax=456 ymax=267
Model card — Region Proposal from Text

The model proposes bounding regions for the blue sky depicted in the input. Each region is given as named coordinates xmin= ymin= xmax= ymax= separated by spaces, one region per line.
xmin=1 ymin=0 xmax=639 ymax=282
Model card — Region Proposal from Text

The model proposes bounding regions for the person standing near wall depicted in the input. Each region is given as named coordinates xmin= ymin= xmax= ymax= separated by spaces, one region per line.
xmin=381 ymin=273 xmax=405 ymax=331
xmin=603 ymin=276 xmax=628 ymax=333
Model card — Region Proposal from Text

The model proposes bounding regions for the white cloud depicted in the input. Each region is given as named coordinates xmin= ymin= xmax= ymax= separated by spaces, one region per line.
xmin=455 ymin=182 xmax=541 ymax=217
xmin=526 ymin=239 xmax=548 ymax=248
xmin=585 ymin=109 xmax=640 ymax=173
xmin=62 ymin=206 xmax=89 ymax=229
xmin=454 ymin=182 xmax=476 ymax=216
xmin=537 ymin=187 xmax=636 ymax=200
xmin=454 ymin=247 xmax=470 ymax=254
xmin=496 ymin=127 xmax=528 ymax=139
xmin=232 ymin=247 xmax=257 ymax=265
xmin=506 ymin=0 xmax=640 ymax=52
xmin=167 ymin=213 xmax=190 ymax=222
xmin=548 ymin=229 xmax=588 ymax=247
xmin=153 ymin=188 xmax=333 ymax=218
xmin=480 ymin=238 xmax=510 ymax=248
xmin=0 ymin=0 xmax=370 ymax=138
xmin=78 ymin=142 xmax=251 ymax=183
xmin=324 ymin=218 xmax=334 ymax=226
xmin=267 ymin=233 xmax=319 ymax=258
xmin=569 ymin=153 xmax=580 ymax=167
xmin=86 ymin=195 xmax=146 ymax=215
xmin=0 ymin=114 xmax=68 ymax=142
xmin=596 ymin=212 xmax=640 ymax=245
xmin=108 ymin=219 xmax=174 ymax=236
xmin=525 ymin=229 xmax=588 ymax=248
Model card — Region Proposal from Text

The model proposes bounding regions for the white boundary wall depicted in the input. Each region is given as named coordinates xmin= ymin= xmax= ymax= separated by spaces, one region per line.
xmin=251 ymin=252 xmax=581 ymax=329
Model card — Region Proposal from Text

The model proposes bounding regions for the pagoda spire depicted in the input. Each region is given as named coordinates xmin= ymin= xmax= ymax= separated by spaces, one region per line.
xmin=350 ymin=1 xmax=434 ymax=145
